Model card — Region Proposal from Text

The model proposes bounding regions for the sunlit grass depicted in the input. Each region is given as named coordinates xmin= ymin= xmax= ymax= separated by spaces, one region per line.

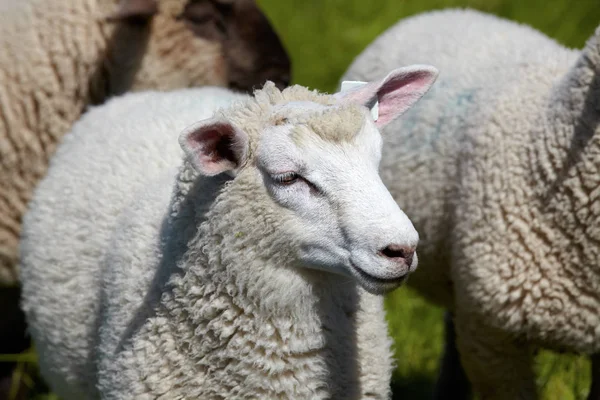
xmin=384 ymin=288 xmax=591 ymax=399
xmin=258 ymin=0 xmax=600 ymax=92
xmin=0 ymin=347 xmax=58 ymax=400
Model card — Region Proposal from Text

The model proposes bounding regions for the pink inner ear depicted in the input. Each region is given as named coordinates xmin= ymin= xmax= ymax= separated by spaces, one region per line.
xmin=183 ymin=120 xmax=246 ymax=176
xmin=336 ymin=82 xmax=380 ymax=107
xmin=201 ymin=131 xmax=237 ymax=172
xmin=337 ymin=66 xmax=438 ymax=129
xmin=376 ymin=71 xmax=436 ymax=127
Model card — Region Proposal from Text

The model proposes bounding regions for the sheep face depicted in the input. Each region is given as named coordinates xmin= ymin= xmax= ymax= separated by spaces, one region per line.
xmin=180 ymin=66 xmax=439 ymax=294
xmin=107 ymin=0 xmax=290 ymax=93
xmin=257 ymin=104 xmax=421 ymax=294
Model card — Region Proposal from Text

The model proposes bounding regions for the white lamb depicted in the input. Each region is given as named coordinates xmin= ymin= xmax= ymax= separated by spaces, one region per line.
xmin=0 ymin=0 xmax=290 ymax=373
xmin=20 ymin=65 xmax=438 ymax=399
xmin=342 ymin=8 xmax=600 ymax=400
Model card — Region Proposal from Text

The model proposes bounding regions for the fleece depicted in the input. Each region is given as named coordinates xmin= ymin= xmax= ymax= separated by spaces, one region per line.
xmin=342 ymin=9 xmax=600 ymax=399
xmin=0 ymin=0 xmax=290 ymax=286
xmin=20 ymin=85 xmax=395 ymax=400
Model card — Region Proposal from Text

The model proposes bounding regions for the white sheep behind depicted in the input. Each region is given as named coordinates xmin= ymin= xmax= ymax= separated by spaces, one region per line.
xmin=342 ymin=8 xmax=600 ymax=399
xmin=20 ymin=67 xmax=438 ymax=399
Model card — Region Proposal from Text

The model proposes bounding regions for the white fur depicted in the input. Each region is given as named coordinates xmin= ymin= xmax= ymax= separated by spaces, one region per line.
xmin=342 ymin=8 xmax=600 ymax=399
xmin=20 ymin=77 xmax=432 ymax=399
xmin=21 ymin=87 xmax=243 ymax=398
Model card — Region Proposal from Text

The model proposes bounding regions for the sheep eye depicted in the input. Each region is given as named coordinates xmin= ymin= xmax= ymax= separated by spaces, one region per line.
xmin=273 ymin=172 xmax=299 ymax=185
xmin=177 ymin=3 xmax=228 ymax=39
xmin=178 ymin=3 xmax=218 ymax=25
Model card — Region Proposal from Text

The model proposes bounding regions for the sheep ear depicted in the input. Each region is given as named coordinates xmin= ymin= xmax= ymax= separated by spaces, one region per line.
xmin=335 ymin=65 xmax=439 ymax=128
xmin=106 ymin=0 xmax=158 ymax=22
xmin=179 ymin=118 xmax=249 ymax=176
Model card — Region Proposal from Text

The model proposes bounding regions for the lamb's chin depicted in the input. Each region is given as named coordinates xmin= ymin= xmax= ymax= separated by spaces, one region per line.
xmin=348 ymin=262 xmax=409 ymax=295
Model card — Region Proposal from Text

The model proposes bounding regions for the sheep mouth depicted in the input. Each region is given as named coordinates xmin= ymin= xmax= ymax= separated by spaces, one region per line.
xmin=348 ymin=261 xmax=408 ymax=294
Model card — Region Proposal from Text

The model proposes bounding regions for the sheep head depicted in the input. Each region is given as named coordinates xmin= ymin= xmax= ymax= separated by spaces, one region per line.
xmin=180 ymin=66 xmax=438 ymax=295
xmin=105 ymin=0 xmax=290 ymax=94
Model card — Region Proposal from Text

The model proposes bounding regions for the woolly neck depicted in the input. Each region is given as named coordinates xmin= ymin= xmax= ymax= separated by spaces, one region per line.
xmin=140 ymin=163 xmax=370 ymax=399
xmin=528 ymin=28 xmax=600 ymax=275
xmin=155 ymin=82 xmax=361 ymax=323
xmin=162 ymin=162 xmax=361 ymax=322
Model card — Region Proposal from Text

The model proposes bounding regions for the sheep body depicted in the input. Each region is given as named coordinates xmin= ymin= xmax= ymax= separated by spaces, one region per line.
xmin=20 ymin=86 xmax=396 ymax=399
xmin=20 ymin=87 xmax=243 ymax=398
xmin=342 ymin=9 xmax=600 ymax=398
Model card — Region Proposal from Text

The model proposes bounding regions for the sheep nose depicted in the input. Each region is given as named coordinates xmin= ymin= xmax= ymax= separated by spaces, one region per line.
xmin=379 ymin=244 xmax=415 ymax=267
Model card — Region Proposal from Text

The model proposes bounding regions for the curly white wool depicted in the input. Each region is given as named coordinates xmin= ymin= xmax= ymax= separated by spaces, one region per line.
xmin=342 ymin=9 xmax=600 ymax=399
xmin=20 ymin=67 xmax=439 ymax=398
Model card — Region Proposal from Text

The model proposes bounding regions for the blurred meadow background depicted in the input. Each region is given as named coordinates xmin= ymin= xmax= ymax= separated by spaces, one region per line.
xmin=4 ymin=0 xmax=600 ymax=399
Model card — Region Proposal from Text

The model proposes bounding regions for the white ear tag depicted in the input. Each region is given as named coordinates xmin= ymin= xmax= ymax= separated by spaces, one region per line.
xmin=340 ymin=80 xmax=379 ymax=121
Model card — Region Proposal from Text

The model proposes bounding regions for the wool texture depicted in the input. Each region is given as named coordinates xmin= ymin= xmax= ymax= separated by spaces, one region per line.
xmin=342 ymin=9 xmax=600 ymax=399
xmin=20 ymin=85 xmax=394 ymax=399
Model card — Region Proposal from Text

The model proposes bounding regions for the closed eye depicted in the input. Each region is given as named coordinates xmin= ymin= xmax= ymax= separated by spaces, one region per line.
xmin=177 ymin=2 xmax=227 ymax=35
xmin=272 ymin=172 xmax=299 ymax=185
xmin=271 ymin=172 xmax=322 ymax=195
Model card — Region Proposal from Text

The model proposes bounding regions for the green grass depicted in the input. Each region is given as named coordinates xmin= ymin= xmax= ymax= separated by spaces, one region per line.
xmin=3 ymin=0 xmax=600 ymax=398
xmin=258 ymin=0 xmax=600 ymax=92
xmin=384 ymin=288 xmax=591 ymax=400
xmin=1 ymin=349 xmax=57 ymax=400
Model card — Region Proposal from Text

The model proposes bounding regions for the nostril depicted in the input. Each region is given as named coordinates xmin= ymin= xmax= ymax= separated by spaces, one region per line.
xmin=380 ymin=244 xmax=407 ymax=258
xmin=380 ymin=244 xmax=415 ymax=265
